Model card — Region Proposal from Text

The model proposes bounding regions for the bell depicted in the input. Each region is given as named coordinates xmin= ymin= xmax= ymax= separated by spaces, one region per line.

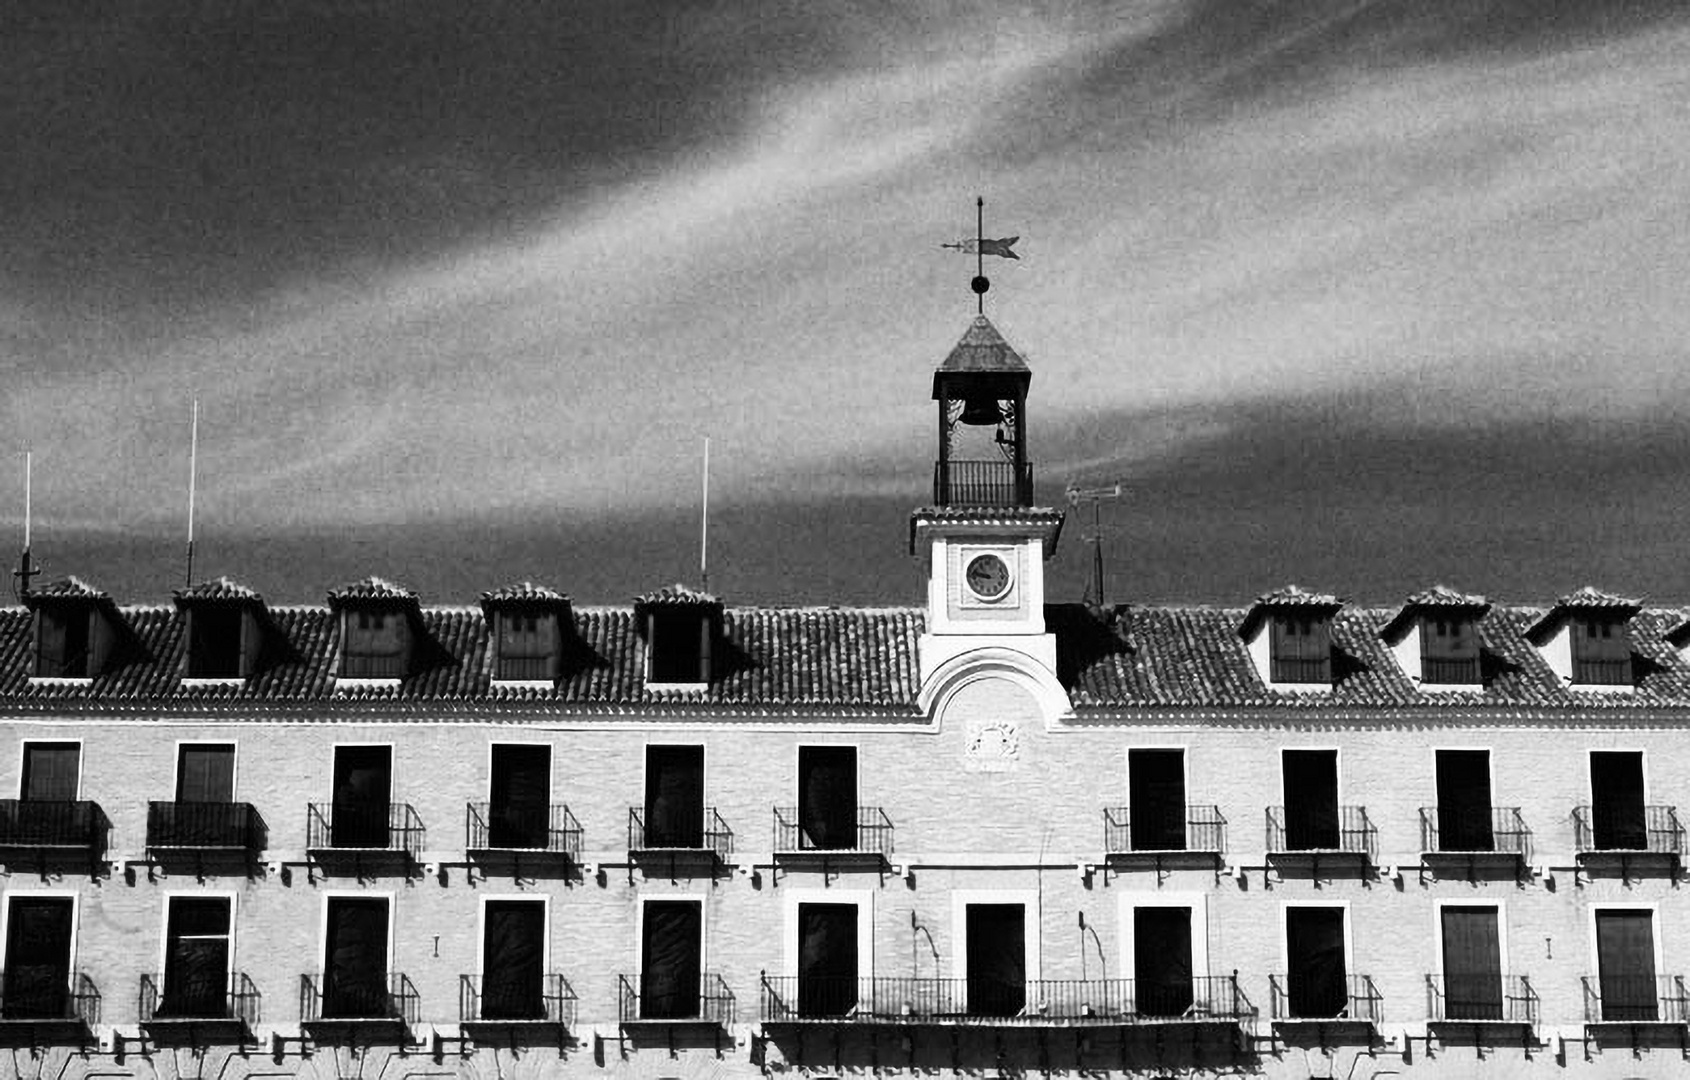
xmin=958 ymin=395 xmax=1002 ymax=426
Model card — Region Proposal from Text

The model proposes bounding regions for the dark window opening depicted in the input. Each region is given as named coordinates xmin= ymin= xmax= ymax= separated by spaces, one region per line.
xmin=489 ymin=744 xmax=551 ymax=849
xmin=177 ymin=744 xmax=235 ymax=803
xmin=797 ymin=903 xmax=858 ymax=1018
xmin=323 ymin=897 xmax=390 ymax=1018
xmin=1435 ymin=750 xmax=1493 ymax=851
xmin=342 ymin=609 xmax=407 ymax=679
xmin=159 ymin=897 xmax=231 ymax=1019
xmin=640 ymin=901 xmax=702 ymax=1019
xmin=798 ymin=747 xmax=856 ymax=850
xmin=1573 ymin=617 xmax=1631 ymax=685
xmin=482 ymin=900 xmax=546 ymax=1020
xmin=496 ymin=611 xmax=558 ymax=681
xmin=1421 ymin=616 xmax=1480 ymax=683
xmin=1283 ymin=750 xmax=1339 ymax=850
xmin=35 ymin=607 xmax=90 ymax=678
xmin=1596 ymin=910 xmax=1658 ymax=1021
xmin=21 ymin=742 xmax=80 ymax=801
xmin=644 ymin=746 xmax=704 ymax=848
xmin=1440 ymin=906 xmax=1502 ymax=1020
xmin=1134 ymin=907 xmax=1193 ymax=1017
xmin=1129 ymin=748 xmax=1186 ymax=851
xmin=2 ymin=896 xmax=73 ymax=1020
xmin=648 ymin=611 xmax=711 ymax=684
xmin=188 ymin=606 xmax=248 ymax=678
xmin=1286 ymin=907 xmax=1347 ymax=1018
xmin=331 ymin=746 xmax=393 ymax=848
xmin=1591 ymin=751 xmax=1647 ymax=850
xmin=1270 ymin=614 xmax=1330 ymax=683
xmin=966 ymin=904 xmax=1025 ymax=1017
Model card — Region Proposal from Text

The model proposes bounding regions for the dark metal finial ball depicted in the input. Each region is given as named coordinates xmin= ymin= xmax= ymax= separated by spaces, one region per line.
xmin=971 ymin=275 xmax=990 ymax=295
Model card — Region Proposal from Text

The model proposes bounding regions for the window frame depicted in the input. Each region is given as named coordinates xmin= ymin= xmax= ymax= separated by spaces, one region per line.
xmin=1118 ymin=891 xmax=1209 ymax=989
xmin=17 ymin=739 xmax=83 ymax=801
xmin=781 ymin=887 xmax=874 ymax=982
xmin=171 ymin=740 xmax=238 ymax=803
xmin=950 ymin=888 xmax=1043 ymax=992
xmin=156 ymin=890 xmax=238 ymax=998
xmin=0 ymin=889 xmax=81 ymax=993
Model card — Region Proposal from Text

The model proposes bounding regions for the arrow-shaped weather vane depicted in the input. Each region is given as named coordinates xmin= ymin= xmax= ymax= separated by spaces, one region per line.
xmin=942 ymin=196 xmax=1020 ymax=313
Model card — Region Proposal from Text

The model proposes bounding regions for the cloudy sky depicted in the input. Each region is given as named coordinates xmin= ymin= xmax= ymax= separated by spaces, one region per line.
xmin=5 ymin=1 xmax=1690 ymax=607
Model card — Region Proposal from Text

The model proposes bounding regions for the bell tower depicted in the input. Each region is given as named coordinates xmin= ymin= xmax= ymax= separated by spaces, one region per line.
xmin=911 ymin=314 xmax=1066 ymax=687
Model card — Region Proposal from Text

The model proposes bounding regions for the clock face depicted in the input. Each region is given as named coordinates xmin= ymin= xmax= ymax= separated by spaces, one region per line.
xmin=964 ymin=553 xmax=1013 ymax=602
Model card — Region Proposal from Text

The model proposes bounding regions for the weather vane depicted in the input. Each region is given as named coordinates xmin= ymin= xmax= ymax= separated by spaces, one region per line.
xmin=942 ymin=196 xmax=1020 ymax=314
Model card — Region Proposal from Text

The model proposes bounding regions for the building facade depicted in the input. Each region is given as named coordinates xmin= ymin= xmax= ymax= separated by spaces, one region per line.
xmin=4 ymin=317 xmax=1690 ymax=1080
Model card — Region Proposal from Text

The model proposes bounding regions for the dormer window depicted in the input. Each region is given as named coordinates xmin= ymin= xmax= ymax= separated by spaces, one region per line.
xmin=175 ymin=577 xmax=266 ymax=681
xmin=1572 ymin=616 xmax=1630 ymax=686
xmin=636 ymin=584 xmax=722 ymax=689
xmin=1270 ymin=614 xmax=1330 ymax=684
xmin=328 ymin=577 xmax=420 ymax=684
xmin=1420 ymin=616 xmax=1479 ymax=684
xmin=481 ymin=582 xmax=570 ymax=685
xmin=35 ymin=605 xmax=92 ymax=679
xmin=1240 ymin=585 xmax=1343 ymax=693
xmin=1381 ymin=585 xmax=1488 ymax=690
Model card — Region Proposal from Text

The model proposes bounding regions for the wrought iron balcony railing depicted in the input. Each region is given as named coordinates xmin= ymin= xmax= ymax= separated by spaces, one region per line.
xmin=493 ymin=655 xmax=555 ymax=681
xmin=306 ymin=802 xmax=425 ymax=855
xmin=465 ymin=802 xmax=582 ymax=857
xmin=147 ymin=801 xmax=266 ymax=852
xmin=1266 ymin=806 xmax=1376 ymax=858
xmin=0 ymin=800 xmax=108 ymax=850
xmin=1573 ymin=805 xmax=1684 ymax=855
xmin=772 ymin=806 xmax=893 ymax=855
xmin=1572 ymin=657 xmax=1632 ymax=686
xmin=1269 ymin=974 xmax=1382 ymax=1023
xmin=1421 ymin=655 xmax=1481 ymax=684
xmin=1418 ymin=806 xmax=1532 ymax=859
xmin=932 ymin=460 xmax=1033 ymax=507
xmin=460 ymin=973 xmax=576 ymax=1026
xmin=757 ymin=975 xmax=1255 ymax=1025
xmin=0 ymin=971 xmax=100 ymax=1025
xmin=300 ymin=971 xmax=418 ymax=1025
xmin=1269 ymin=656 xmax=1330 ymax=684
xmin=618 ymin=972 xmax=735 ymax=1024
xmin=1582 ymin=975 xmax=1690 ymax=1024
xmin=1103 ymin=805 xmax=1227 ymax=855
xmin=627 ymin=807 xmax=733 ymax=858
xmin=139 ymin=971 xmax=260 ymax=1026
xmin=1426 ymin=974 xmax=1538 ymax=1025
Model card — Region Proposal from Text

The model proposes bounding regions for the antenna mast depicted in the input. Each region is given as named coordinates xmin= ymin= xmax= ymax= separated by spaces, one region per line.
xmin=700 ymin=436 xmax=710 ymax=592
xmin=14 ymin=452 xmax=38 ymax=600
xmin=185 ymin=399 xmax=199 ymax=587
xmin=1066 ymin=481 xmax=1123 ymax=607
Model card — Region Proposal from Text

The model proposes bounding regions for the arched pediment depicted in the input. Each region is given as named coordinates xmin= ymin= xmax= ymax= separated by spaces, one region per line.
xmin=917 ymin=644 xmax=1074 ymax=728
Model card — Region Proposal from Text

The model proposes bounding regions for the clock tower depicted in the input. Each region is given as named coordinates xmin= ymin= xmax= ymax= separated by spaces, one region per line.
xmin=911 ymin=315 xmax=1066 ymax=708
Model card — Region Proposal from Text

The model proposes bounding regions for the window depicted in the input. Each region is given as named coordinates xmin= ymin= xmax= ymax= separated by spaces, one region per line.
xmin=186 ymin=606 xmax=253 ymax=679
xmin=2 ymin=896 xmax=74 ymax=1019
xmin=1128 ymin=748 xmax=1186 ymax=851
xmin=643 ymin=746 xmax=703 ymax=848
xmin=1282 ymin=750 xmax=1339 ymax=850
xmin=965 ymin=904 xmax=1026 ymax=1017
xmin=1134 ymin=906 xmax=1193 ymax=1016
xmin=1435 ymin=750 xmax=1493 ymax=852
xmin=647 ymin=610 xmax=711 ymax=685
xmin=495 ymin=611 xmax=558 ymax=681
xmin=158 ymin=897 xmax=231 ymax=1019
xmin=331 ymin=746 xmax=392 ymax=848
xmin=1590 ymin=751 xmax=1647 ymax=850
xmin=481 ymin=900 xmax=546 ymax=1020
xmin=798 ymin=746 xmax=856 ymax=850
xmin=158 ymin=743 xmax=241 ymax=848
xmin=1573 ymin=617 xmax=1631 ymax=685
xmin=1439 ymin=905 xmax=1502 ymax=1020
xmin=488 ymin=745 xmax=551 ymax=849
xmin=1284 ymin=907 xmax=1347 ymax=1018
xmin=176 ymin=744 xmax=235 ymax=803
xmin=34 ymin=607 xmax=91 ymax=678
xmin=341 ymin=609 xmax=407 ymax=679
xmin=21 ymin=742 xmax=80 ymax=801
xmin=1270 ymin=614 xmax=1330 ymax=683
xmin=640 ymin=900 xmax=702 ymax=1019
xmin=322 ymin=897 xmax=390 ymax=1018
xmin=796 ymin=902 xmax=859 ymax=1018
xmin=1595 ymin=909 xmax=1658 ymax=1021
xmin=1421 ymin=616 xmax=1480 ymax=684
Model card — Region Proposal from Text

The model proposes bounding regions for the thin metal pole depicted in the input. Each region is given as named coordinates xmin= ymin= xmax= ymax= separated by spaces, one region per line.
xmin=976 ymin=196 xmax=985 ymax=314
xmin=23 ymin=451 xmax=30 ymax=551
xmin=700 ymin=436 xmax=710 ymax=591
xmin=186 ymin=399 xmax=198 ymax=587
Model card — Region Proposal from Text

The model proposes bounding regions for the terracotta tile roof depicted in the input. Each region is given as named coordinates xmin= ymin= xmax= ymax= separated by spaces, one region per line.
xmin=935 ymin=315 xmax=1030 ymax=376
xmin=326 ymin=576 xmax=419 ymax=606
xmin=1666 ymin=615 xmax=1690 ymax=649
xmin=634 ymin=584 xmax=720 ymax=608
xmin=1526 ymin=584 xmax=1643 ymax=642
xmin=1380 ymin=584 xmax=1491 ymax=642
xmin=1238 ymin=584 xmax=1344 ymax=638
xmin=481 ymin=581 xmax=569 ymax=605
xmin=174 ymin=576 xmax=263 ymax=605
xmin=26 ymin=576 xmax=109 ymax=602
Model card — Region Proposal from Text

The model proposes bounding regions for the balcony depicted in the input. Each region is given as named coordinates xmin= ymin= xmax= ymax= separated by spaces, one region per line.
xmin=932 ymin=460 xmax=1033 ymax=508
xmin=1269 ymin=974 xmax=1382 ymax=1033
xmin=465 ymin=803 xmax=582 ymax=875
xmin=1103 ymin=805 xmax=1226 ymax=865
xmin=758 ymin=975 xmax=1255 ymax=1030
xmin=146 ymin=802 xmax=266 ymax=862
xmin=1426 ymin=974 xmax=1538 ymax=1027
xmin=1269 ymin=656 xmax=1330 ymax=685
xmin=0 ymin=972 xmax=100 ymax=1044
xmin=300 ymin=971 xmax=418 ymax=1038
xmin=628 ymin=807 xmax=732 ymax=875
xmin=1582 ymin=975 xmax=1690 ymax=1026
xmin=618 ymin=972 xmax=735 ymax=1026
xmin=1573 ymin=805 xmax=1683 ymax=880
xmin=139 ymin=972 xmax=259 ymax=1040
xmin=1418 ymin=807 xmax=1531 ymax=879
xmin=460 ymin=973 xmax=576 ymax=1030
xmin=1266 ymin=806 xmax=1376 ymax=871
xmin=306 ymin=802 xmax=424 ymax=876
xmin=771 ymin=806 xmax=893 ymax=873
xmin=1572 ymin=657 xmax=1632 ymax=686
xmin=1421 ymin=655 xmax=1481 ymax=685
xmin=0 ymin=801 xmax=108 ymax=868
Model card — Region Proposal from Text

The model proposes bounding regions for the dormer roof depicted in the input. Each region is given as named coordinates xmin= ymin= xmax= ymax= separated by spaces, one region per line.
xmin=25 ymin=575 xmax=111 ymax=606
xmin=327 ymin=576 xmax=420 ymax=609
xmin=634 ymin=583 xmax=721 ymax=611
xmin=481 ymin=581 xmax=569 ymax=607
xmin=1525 ymin=585 xmax=1642 ymax=644
xmin=173 ymin=576 xmax=264 ymax=607
xmin=1238 ymin=584 xmax=1344 ymax=639
xmin=1666 ymin=613 xmax=1690 ymax=650
xmin=1380 ymin=584 xmax=1490 ymax=644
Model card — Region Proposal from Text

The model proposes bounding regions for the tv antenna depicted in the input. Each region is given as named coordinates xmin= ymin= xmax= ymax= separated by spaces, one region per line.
xmin=1065 ymin=481 xmax=1122 ymax=607
xmin=13 ymin=451 xmax=39 ymax=601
